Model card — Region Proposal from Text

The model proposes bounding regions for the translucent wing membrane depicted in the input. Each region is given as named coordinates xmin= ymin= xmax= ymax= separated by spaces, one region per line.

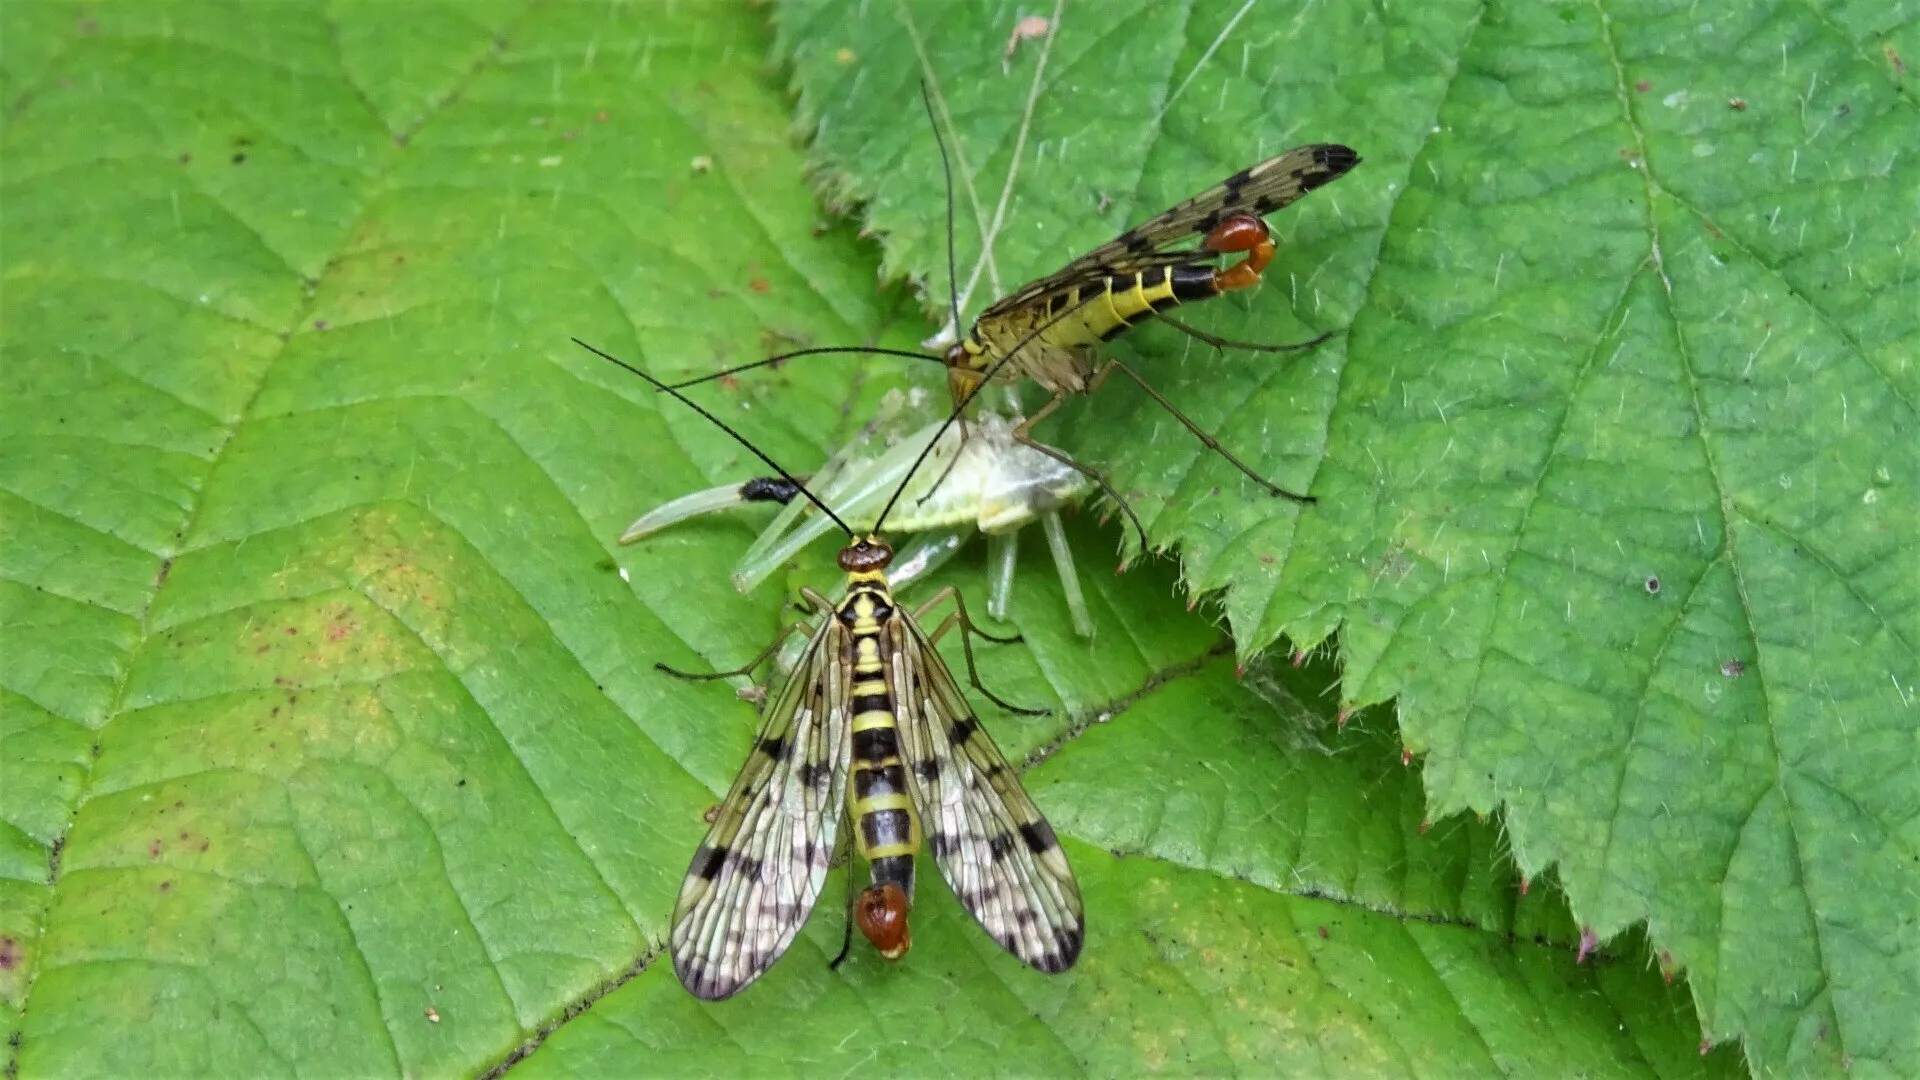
xmin=892 ymin=617 xmax=1084 ymax=972
xmin=624 ymin=405 xmax=1095 ymax=636
xmin=669 ymin=619 xmax=851 ymax=1000
xmin=667 ymin=568 xmax=1082 ymax=997
xmin=620 ymin=479 xmax=798 ymax=543
xmin=981 ymin=143 xmax=1361 ymax=318
xmin=735 ymin=412 xmax=1087 ymax=593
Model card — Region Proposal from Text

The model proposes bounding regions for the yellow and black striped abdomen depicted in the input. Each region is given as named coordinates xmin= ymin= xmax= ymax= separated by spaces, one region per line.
xmin=955 ymin=262 xmax=1224 ymax=397
xmin=840 ymin=583 xmax=919 ymax=907
xmin=1038 ymin=263 xmax=1221 ymax=347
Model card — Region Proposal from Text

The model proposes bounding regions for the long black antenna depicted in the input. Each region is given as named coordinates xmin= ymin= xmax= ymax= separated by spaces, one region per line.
xmin=920 ymin=80 xmax=965 ymax=342
xmin=572 ymin=338 xmax=855 ymax=538
xmin=871 ymin=78 xmax=1033 ymax=539
xmin=662 ymin=343 xmax=939 ymax=391
xmin=662 ymin=83 xmax=962 ymax=400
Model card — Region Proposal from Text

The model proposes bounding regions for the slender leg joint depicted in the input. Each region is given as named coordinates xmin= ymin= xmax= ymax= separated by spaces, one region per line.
xmin=655 ymin=593 xmax=829 ymax=680
xmin=916 ymin=587 xmax=1046 ymax=715
xmin=1100 ymin=357 xmax=1315 ymax=505
xmin=1011 ymin=392 xmax=1150 ymax=553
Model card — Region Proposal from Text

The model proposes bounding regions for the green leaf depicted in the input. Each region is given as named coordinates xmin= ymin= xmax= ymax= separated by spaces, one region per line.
xmin=0 ymin=2 xmax=1869 ymax=1078
xmin=774 ymin=1 xmax=1918 ymax=1077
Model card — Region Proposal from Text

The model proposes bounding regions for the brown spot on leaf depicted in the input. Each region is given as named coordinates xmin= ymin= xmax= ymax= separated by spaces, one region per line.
xmin=1003 ymin=15 xmax=1050 ymax=61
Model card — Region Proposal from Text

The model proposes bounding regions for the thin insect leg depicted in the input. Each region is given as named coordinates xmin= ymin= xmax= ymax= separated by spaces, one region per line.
xmin=912 ymin=586 xmax=1020 ymax=645
xmin=1012 ymin=391 xmax=1150 ymax=551
xmin=655 ymin=589 xmax=833 ymax=680
xmin=917 ymin=586 xmax=1049 ymax=716
xmin=1152 ymin=312 xmax=1333 ymax=355
xmin=914 ymin=415 xmax=972 ymax=508
xmin=984 ymin=530 xmax=1017 ymax=621
xmin=830 ymin=911 xmax=854 ymax=970
xmin=829 ymin=825 xmax=857 ymax=971
xmin=1094 ymin=358 xmax=1316 ymax=505
xmin=1039 ymin=511 xmax=1095 ymax=638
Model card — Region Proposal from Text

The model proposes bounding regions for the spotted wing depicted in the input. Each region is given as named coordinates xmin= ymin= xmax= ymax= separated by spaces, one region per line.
xmin=891 ymin=618 xmax=1083 ymax=973
xmin=979 ymin=143 xmax=1361 ymax=318
xmin=669 ymin=618 xmax=851 ymax=1000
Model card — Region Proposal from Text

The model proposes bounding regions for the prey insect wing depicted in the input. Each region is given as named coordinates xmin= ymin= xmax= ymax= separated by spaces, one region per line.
xmin=668 ymin=612 xmax=850 ymax=1001
xmin=894 ymin=613 xmax=1084 ymax=972
xmin=621 ymin=406 xmax=1095 ymax=637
